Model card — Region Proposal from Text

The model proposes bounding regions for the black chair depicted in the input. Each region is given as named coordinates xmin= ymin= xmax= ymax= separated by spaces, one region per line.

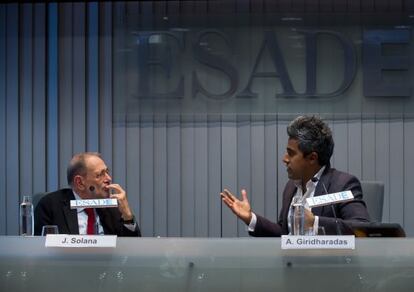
xmin=32 ymin=192 xmax=48 ymax=209
xmin=361 ymin=181 xmax=384 ymax=222
xmin=350 ymin=222 xmax=406 ymax=237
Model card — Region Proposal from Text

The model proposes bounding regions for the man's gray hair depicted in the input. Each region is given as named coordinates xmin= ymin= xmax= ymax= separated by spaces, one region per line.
xmin=67 ymin=152 xmax=101 ymax=186
xmin=287 ymin=116 xmax=334 ymax=166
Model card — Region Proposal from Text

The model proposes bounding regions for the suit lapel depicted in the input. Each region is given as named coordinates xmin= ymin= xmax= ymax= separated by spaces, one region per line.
xmin=61 ymin=191 xmax=79 ymax=234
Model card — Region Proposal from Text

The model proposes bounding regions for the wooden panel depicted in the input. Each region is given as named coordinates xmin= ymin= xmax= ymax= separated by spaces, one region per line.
xmin=292 ymin=0 xmax=305 ymax=12
xmin=209 ymin=0 xmax=234 ymax=13
xmin=20 ymin=4 xmax=34 ymax=197
xmin=389 ymin=0 xmax=402 ymax=12
xmin=348 ymin=0 xmax=361 ymax=12
xmin=237 ymin=115 xmax=251 ymax=237
xmin=404 ymin=0 xmax=414 ymax=12
xmin=58 ymin=3 xmax=73 ymax=187
xmin=112 ymin=119 xmax=127 ymax=189
xmin=181 ymin=116 xmax=195 ymax=236
xmin=32 ymin=3 xmax=46 ymax=194
xmin=251 ymin=115 xmax=265 ymax=236
xmin=167 ymin=115 xmax=181 ymax=236
xmin=279 ymin=0 xmax=292 ymax=12
xmin=181 ymin=0 xmax=194 ymax=14
xmin=236 ymin=0 xmax=250 ymax=13
xmin=72 ymin=2 xmax=86 ymax=154
xmin=389 ymin=116 xmax=404 ymax=224
xmin=221 ymin=115 xmax=238 ymax=237
xmin=99 ymin=2 xmax=113 ymax=167
xmin=361 ymin=119 xmax=376 ymax=180
xmin=0 ymin=4 xmax=6 ymax=234
xmin=251 ymin=0 xmax=264 ymax=13
xmin=375 ymin=117 xmax=390 ymax=222
xmin=347 ymin=117 xmax=362 ymax=179
xmin=112 ymin=2 xmax=127 ymax=191
xmin=333 ymin=0 xmax=347 ymax=12
xmin=207 ymin=114 xmax=222 ymax=237
xmin=319 ymin=0 xmax=333 ymax=12
xmin=125 ymin=120 xmax=141 ymax=232
xmin=86 ymin=2 xmax=99 ymax=151
xmin=375 ymin=0 xmax=389 ymax=12
xmin=276 ymin=117 xmax=288 ymax=221
xmin=263 ymin=0 xmax=278 ymax=12
xmin=404 ymin=118 xmax=414 ymax=235
xmin=47 ymin=2 xmax=59 ymax=191
xmin=332 ymin=120 xmax=348 ymax=172
xmin=361 ymin=0 xmax=375 ymax=12
xmin=264 ymin=115 xmax=278 ymax=222
xmin=6 ymin=3 xmax=19 ymax=234
xmin=153 ymin=115 xmax=167 ymax=237
xmin=194 ymin=114 xmax=208 ymax=237
xmin=194 ymin=0 xmax=208 ymax=14
xmin=305 ymin=0 xmax=319 ymax=12
xmin=140 ymin=115 xmax=154 ymax=236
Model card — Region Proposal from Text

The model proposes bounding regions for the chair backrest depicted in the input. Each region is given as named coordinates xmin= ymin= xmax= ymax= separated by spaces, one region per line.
xmin=360 ymin=181 xmax=384 ymax=222
xmin=32 ymin=192 xmax=48 ymax=210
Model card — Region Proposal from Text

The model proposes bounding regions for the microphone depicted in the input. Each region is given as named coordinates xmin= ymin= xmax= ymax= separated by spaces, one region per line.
xmin=311 ymin=177 xmax=342 ymax=235
xmin=89 ymin=186 xmax=95 ymax=193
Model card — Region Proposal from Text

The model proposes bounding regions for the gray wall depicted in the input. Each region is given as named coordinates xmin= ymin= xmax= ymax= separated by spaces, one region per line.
xmin=1 ymin=1 xmax=413 ymax=236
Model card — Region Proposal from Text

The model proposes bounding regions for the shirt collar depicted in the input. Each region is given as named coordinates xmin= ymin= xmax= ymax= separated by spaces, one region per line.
xmin=293 ymin=165 xmax=326 ymax=190
xmin=72 ymin=190 xmax=86 ymax=214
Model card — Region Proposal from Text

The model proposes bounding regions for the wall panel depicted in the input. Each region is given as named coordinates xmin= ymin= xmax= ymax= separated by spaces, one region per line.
xmin=20 ymin=4 xmax=33 ymax=199
xmin=6 ymin=4 xmax=20 ymax=235
xmin=32 ymin=3 xmax=47 ymax=194
xmin=0 ymin=4 xmax=6 ymax=235
xmin=0 ymin=1 xmax=413 ymax=237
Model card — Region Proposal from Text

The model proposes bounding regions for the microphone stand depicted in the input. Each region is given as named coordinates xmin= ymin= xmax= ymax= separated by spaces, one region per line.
xmin=312 ymin=177 xmax=342 ymax=236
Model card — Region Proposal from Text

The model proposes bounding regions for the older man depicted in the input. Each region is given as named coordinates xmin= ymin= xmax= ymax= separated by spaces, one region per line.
xmin=34 ymin=152 xmax=141 ymax=236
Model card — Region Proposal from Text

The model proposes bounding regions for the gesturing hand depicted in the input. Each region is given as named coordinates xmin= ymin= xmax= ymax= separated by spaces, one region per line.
xmin=220 ymin=189 xmax=252 ymax=225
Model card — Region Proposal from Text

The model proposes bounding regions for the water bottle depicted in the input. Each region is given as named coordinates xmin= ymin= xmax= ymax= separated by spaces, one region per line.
xmin=19 ymin=196 xmax=34 ymax=236
xmin=293 ymin=202 xmax=305 ymax=235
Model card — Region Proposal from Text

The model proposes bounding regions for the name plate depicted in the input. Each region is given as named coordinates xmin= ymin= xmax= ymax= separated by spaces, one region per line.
xmin=306 ymin=190 xmax=354 ymax=208
xmin=281 ymin=235 xmax=355 ymax=249
xmin=45 ymin=234 xmax=117 ymax=248
xmin=70 ymin=199 xmax=118 ymax=209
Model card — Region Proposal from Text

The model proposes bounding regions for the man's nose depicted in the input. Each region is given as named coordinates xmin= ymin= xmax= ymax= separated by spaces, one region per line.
xmin=283 ymin=153 xmax=289 ymax=164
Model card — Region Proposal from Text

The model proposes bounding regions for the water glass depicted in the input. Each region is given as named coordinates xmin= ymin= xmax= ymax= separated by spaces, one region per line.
xmin=317 ymin=226 xmax=326 ymax=236
xmin=41 ymin=225 xmax=59 ymax=236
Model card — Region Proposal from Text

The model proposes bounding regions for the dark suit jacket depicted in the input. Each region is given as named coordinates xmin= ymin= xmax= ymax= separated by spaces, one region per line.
xmin=34 ymin=188 xmax=141 ymax=237
xmin=250 ymin=167 xmax=370 ymax=236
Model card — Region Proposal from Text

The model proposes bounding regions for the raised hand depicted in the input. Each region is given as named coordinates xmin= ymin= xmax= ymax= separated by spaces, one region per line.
xmin=220 ymin=189 xmax=252 ymax=225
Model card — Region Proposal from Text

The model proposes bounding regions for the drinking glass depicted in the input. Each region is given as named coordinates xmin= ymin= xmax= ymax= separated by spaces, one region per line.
xmin=317 ymin=226 xmax=326 ymax=236
xmin=41 ymin=225 xmax=59 ymax=236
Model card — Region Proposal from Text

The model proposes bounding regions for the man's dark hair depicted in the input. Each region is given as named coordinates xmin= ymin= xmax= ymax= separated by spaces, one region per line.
xmin=67 ymin=152 xmax=101 ymax=186
xmin=287 ymin=116 xmax=334 ymax=166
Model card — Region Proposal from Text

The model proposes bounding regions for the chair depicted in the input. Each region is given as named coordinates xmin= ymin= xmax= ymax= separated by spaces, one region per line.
xmin=360 ymin=181 xmax=384 ymax=222
xmin=32 ymin=192 xmax=48 ymax=209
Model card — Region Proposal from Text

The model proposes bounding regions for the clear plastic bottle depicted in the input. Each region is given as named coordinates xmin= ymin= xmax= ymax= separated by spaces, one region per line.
xmin=293 ymin=202 xmax=305 ymax=235
xmin=19 ymin=196 xmax=34 ymax=236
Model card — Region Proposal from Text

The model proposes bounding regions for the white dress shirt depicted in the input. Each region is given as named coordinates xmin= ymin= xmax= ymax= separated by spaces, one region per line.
xmin=248 ymin=166 xmax=326 ymax=235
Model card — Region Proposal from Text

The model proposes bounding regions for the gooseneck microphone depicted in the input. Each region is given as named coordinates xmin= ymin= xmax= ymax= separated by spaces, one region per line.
xmin=311 ymin=177 xmax=342 ymax=235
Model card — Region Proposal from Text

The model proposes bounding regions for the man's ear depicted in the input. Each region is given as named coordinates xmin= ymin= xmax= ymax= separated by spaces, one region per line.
xmin=73 ymin=175 xmax=86 ymax=191
xmin=308 ymin=152 xmax=319 ymax=164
